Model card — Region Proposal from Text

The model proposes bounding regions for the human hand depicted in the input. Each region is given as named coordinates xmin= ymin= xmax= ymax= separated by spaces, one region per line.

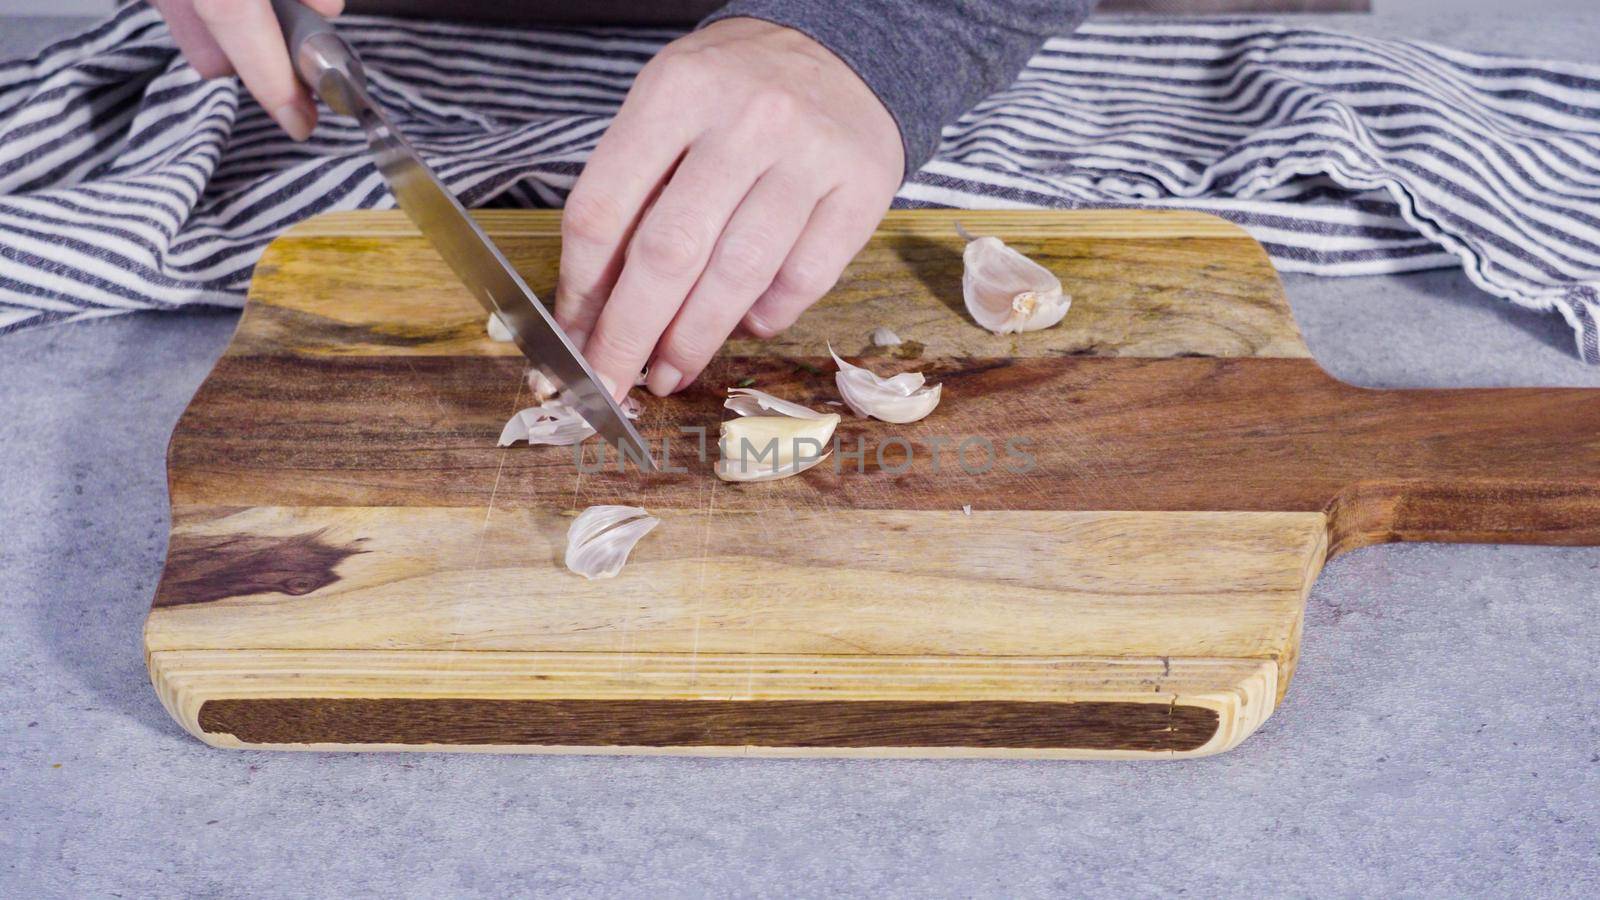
xmin=556 ymin=17 xmax=906 ymax=398
xmin=149 ymin=0 xmax=345 ymax=140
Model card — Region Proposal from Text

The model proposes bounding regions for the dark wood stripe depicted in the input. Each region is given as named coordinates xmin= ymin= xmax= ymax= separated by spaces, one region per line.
xmin=196 ymin=698 xmax=1220 ymax=751
xmin=167 ymin=355 xmax=1600 ymax=546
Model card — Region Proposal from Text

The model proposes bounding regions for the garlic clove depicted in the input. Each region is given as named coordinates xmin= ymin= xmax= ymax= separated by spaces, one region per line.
xmin=961 ymin=231 xmax=1070 ymax=334
xmin=869 ymin=326 xmax=903 ymax=347
xmin=725 ymin=387 xmax=826 ymax=420
xmin=486 ymin=313 xmax=515 ymax=342
xmin=526 ymin=369 xmax=560 ymax=404
xmin=829 ymin=346 xmax=942 ymax=424
xmin=498 ymin=402 xmax=596 ymax=446
xmin=564 ymin=505 xmax=660 ymax=579
xmin=715 ymin=413 xmax=839 ymax=482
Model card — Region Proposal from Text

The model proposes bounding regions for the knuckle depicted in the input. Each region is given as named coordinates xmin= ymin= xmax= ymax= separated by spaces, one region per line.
xmin=662 ymin=327 xmax=719 ymax=370
xmin=633 ymin=211 xmax=709 ymax=277
xmin=709 ymin=231 xmax=778 ymax=291
xmin=773 ymin=255 xmax=837 ymax=302
xmin=561 ymin=189 xmax=627 ymax=247
xmin=585 ymin=326 xmax=653 ymax=369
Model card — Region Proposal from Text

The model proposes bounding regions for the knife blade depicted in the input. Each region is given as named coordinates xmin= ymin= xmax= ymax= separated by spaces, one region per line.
xmin=270 ymin=0 xmax=656 ymax=470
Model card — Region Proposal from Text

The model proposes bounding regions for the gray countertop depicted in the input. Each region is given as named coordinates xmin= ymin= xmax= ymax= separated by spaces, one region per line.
xmin=3 ymin=6 xmax=1598 ymax=897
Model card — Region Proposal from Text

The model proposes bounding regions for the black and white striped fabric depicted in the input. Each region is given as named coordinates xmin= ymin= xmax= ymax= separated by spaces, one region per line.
xmin=3 ymin=4 xmax=1599 ymax=362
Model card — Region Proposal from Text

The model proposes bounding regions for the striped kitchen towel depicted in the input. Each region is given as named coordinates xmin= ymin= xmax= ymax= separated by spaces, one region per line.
xmin=2 ymin=5 xmax=1598 ymax=361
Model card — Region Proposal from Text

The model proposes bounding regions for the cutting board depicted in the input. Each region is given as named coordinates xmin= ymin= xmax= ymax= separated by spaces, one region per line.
xmin=144 ymin=209 xmax=1600 ymax=758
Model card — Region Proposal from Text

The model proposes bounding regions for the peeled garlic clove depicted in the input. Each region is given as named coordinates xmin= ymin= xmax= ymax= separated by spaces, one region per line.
xmin=526 ymin=369 xmax=560 ymax=404
xmin=486 ymin=313 xmax=515 ymax=342
xmin=829 ymin=347 xmax=942 ymax=424
xmin=498 ymin=402 xmax=596 ymax=446
xmin=716 ymin=413 xmax=839 ymax=482
xmin=961 ymin=232 xmax=1070 ymax=334
xmin=725 ymin=387 xmax=826 ymax=420
xmin=565 ymin=505 xmax=660 ymax=580
xmin=869 ymin=326 xmax=903 ymax=347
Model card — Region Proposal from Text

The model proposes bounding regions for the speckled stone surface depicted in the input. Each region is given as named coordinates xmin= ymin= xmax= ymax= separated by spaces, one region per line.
xmin=3 ymin=7 xmax=1598 ymax=897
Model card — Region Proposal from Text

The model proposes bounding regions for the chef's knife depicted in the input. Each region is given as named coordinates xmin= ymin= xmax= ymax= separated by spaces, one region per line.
xmin=269 ymin=0 xmax=655 ymax=470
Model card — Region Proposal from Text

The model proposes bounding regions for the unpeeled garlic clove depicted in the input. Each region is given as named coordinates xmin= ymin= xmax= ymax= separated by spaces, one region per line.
xmin=564 ymin=505 xmax=660 ymax=579
xmin=715 ymin=412 xmax=839 ymax=482
xmin=960 ymin=229 xmax=1070 ymax=334
xmin=724 ymin=387 xmax=826 ymax=420
xmin=486 ymin=313 xmax=515 ymax=342
xmin=830 ymin=346 xmax=941 ymax=424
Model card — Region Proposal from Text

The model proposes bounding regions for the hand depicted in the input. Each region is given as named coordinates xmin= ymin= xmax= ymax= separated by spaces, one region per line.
xmin=150 ymin=0 xmax=345 ymax=140
xmin=556 ymin=17 xmax=905 ymax=398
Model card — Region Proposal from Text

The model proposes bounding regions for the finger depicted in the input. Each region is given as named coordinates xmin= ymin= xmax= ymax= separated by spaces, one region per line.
xmin=743 ymin=188 xmax=885 ymax=337
xmin=193 ymin=0 xmax=347 ymax=140
xmin=152 ymin=0 xmax=230 ymax=78
xmin=554 ymin=74 xmax=703 ymax=348
xmin=650 ymin=169 xmax=820 ymax=394
xmin=582 ymin=137 xmax=772 ymax=398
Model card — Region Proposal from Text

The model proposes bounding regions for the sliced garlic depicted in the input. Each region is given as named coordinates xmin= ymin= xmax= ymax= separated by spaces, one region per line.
xmin=725 ymin=387 xmax=826 ymax=420
xmin=962 ymin=504 xmax=972 ymax=516
xmin=564 ymin=505 xmax=660 ymax=580
xmin=960 ymin=228 xmax=1070 ymax=334
xmin=499 ymin=393 xmax=640 ymax=447
xmin=486 ymin=313 xmax=515 ymax=342
xmin=498 ymin=402 xmax=596 ymax=446
xmin=869 ymin=326 xmax=903 ymax=347
xmin=829 ymin=346 xmax=941 ymax=424
xmin=526 ymin=369 xmax=559 ymax=404
xmin=716 ymin=412 xmax=839 ymax=482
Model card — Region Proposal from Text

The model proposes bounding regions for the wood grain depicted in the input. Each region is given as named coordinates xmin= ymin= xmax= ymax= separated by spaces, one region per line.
xmin=143 ymin=209 xmax=1600 ymax=758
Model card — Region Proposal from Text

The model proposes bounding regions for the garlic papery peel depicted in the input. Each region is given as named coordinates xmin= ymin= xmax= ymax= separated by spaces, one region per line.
xmin=724 ymin=387 xmax=826 ymax=420
xmin=961 ymin=231 xmax=1070 ymax=334
xmin=486 ymin=313 xmax=515 ymax=342
xmin=869 ymin=326 xmax=903 ymax=347
xmin=564 ymin=505 xmax=660 ymax=580
xmin=716 ymin=413 xmax=839 ymax=482
xmin=829 ymin=346 xmax=942 ymax=424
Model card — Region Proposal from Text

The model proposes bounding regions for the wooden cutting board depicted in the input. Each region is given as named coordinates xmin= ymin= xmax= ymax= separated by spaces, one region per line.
xmin=144 ymin=209 xmax=1600 ymax=758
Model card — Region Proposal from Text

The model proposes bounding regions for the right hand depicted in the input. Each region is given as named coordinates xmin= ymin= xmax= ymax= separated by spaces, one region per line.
xmin=149 ymin=0 xmax=345 ymax=141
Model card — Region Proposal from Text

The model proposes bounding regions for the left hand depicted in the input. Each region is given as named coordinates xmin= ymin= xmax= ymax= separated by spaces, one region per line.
xmin=554 ymin=17 xmax=906 ymax=398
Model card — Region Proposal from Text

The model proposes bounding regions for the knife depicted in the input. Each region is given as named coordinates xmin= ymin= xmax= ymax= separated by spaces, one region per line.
xmin=270 ymin=0 xmax=656 ymax=470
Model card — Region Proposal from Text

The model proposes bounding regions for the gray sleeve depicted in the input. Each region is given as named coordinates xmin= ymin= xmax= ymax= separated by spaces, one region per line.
xmin=701 ymin=0 xmax=1098 ymax=177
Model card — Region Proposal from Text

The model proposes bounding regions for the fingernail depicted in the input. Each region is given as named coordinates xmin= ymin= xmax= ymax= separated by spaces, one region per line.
xmin=646 ymin=362 xmax=682 ymax=398
xmin=273 ymin=103 xmax=314 ymax=141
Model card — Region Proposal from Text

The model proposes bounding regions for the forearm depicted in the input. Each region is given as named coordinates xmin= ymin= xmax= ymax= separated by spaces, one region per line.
xmin=703 ymin=0 xmax=1098 ymax=176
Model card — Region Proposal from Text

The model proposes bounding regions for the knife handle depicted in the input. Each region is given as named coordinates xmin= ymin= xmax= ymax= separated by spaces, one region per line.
xmin=270 ymin=0 xmax=367 ymax=118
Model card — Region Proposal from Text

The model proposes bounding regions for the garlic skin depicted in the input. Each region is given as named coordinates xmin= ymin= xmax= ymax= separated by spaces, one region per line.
xmin=830 ymin=347 xmax=941 ymax=424
xmin=869 ymin=326 xmax=903 ymax=347
xmin=565 ymin=505 xmax=660 ymax=580
xmin=961 ymin=233 xmax=1070 ymax=334
xmin=716 ymin=413 xmax=839 ymax=482
xmin=486 ymin=313 xmax=515 ymax=342
xmin=725 ymin=387 xmax=826 ymax=420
